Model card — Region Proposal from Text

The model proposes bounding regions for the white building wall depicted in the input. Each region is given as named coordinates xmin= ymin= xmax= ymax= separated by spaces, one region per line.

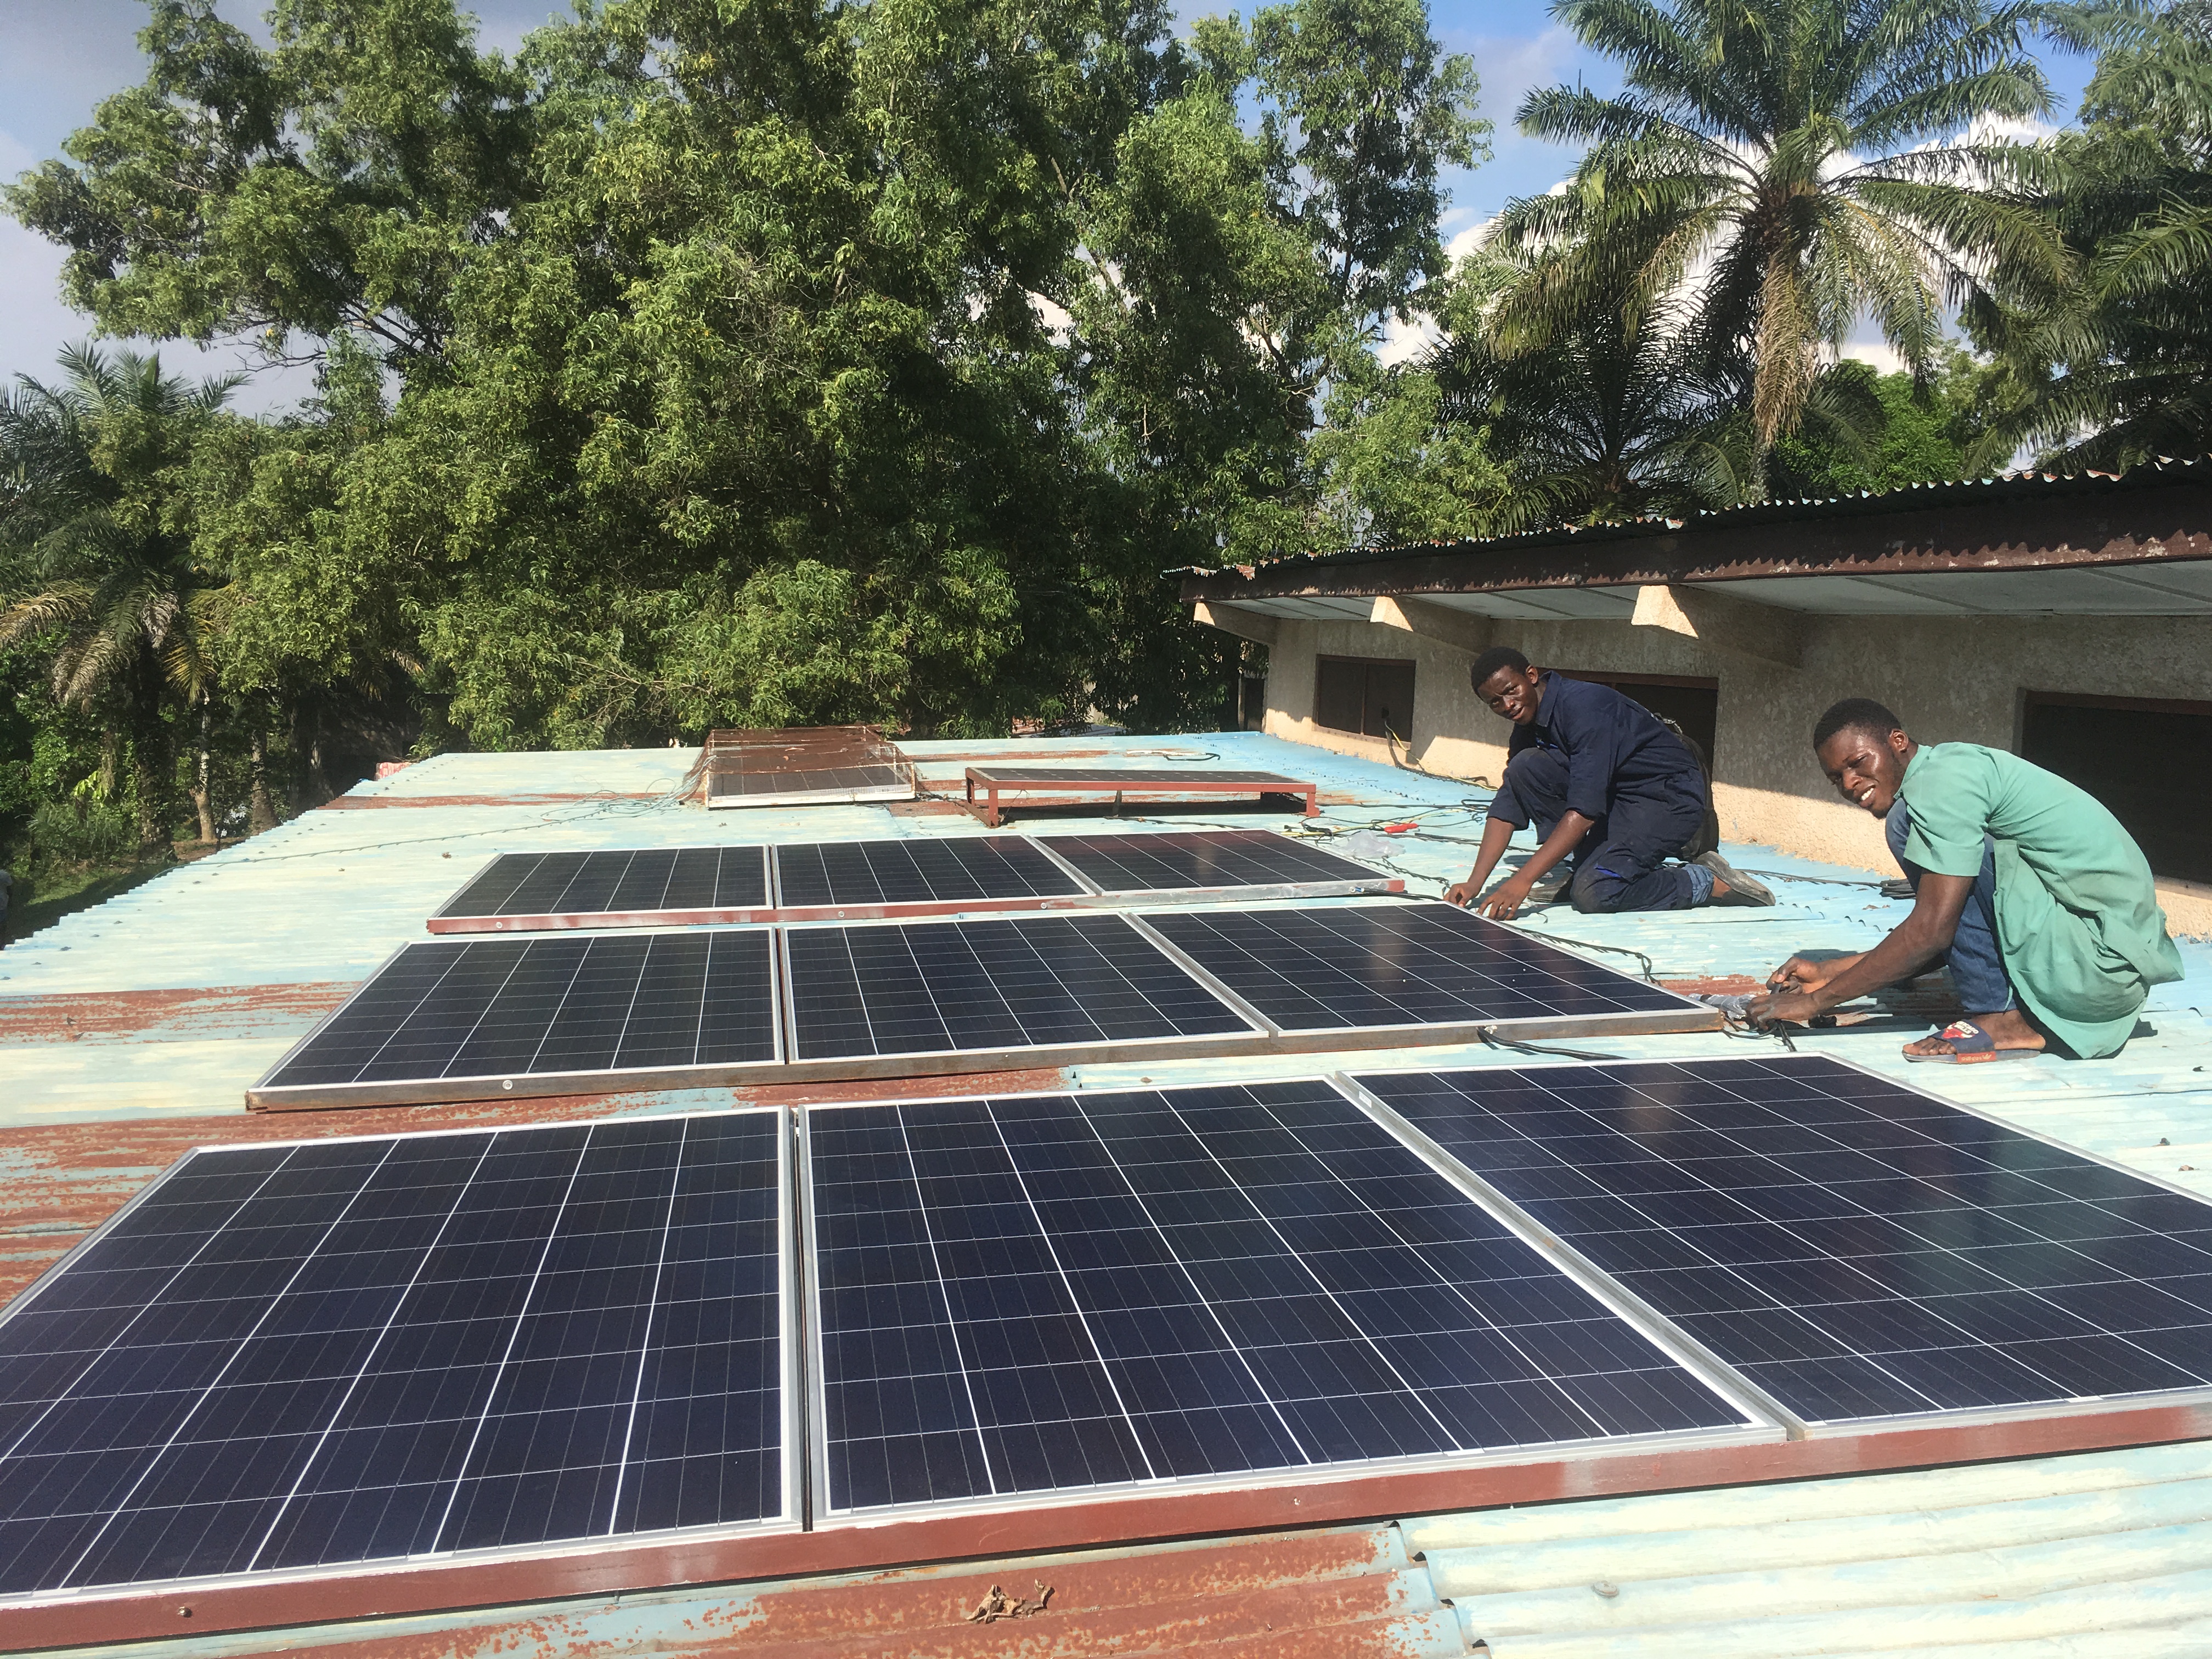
xmin=1256 ymin=610 xmax=2212 ymax=935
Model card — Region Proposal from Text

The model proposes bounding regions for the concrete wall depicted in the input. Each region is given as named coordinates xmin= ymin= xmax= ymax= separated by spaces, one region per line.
xmin=1256 ymin=608 xmax=2212 ymax=935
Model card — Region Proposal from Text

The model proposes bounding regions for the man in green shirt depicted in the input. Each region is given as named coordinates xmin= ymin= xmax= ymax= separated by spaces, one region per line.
xmin=1750 ymin=698 xmax=2183 ymax=1060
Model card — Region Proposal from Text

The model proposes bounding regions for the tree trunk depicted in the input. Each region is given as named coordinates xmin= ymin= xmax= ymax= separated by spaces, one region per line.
xmin=129 ymin=677 xmax=175 ymax=863
xmin=248 ymin=724 xmax=278 ymax=833
xmin=188 ymin=701 xmax=217 ymax=845
xmin=130 ymin=725 xmax=171 ymax=862
xmin=287 ymin=701 xmax=312 ymax=816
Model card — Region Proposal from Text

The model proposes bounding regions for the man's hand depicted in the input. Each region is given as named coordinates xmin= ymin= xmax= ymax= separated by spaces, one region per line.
xmin=1442 ymin=881 xmax=1476 ymax=907
xmin=1747 ymin=987 xmax=1821 ymax=1026
xmin=1767 ymin=955 xmax=1833 ymax=995
xmin=1474 ymin=876 xmax=1535 ymax=921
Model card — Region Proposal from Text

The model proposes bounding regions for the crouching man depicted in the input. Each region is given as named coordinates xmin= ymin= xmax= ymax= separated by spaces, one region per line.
xmin=1444 ymin=647 xmax=1772 ymax=919
xmin=1751 ymin=698 xmax=2182 ymax=1060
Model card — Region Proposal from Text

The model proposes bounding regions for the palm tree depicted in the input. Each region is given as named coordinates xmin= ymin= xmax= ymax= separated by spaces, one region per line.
xmin=1978 ymin=0 xmax=2212 ymax=465
xmin=0 ymin=345 xmax=238 ymax=858
xmin=1429 ymin=251 xmax=1760 ymax=528
xmin=1490 ymin=0 xmax=2066 ymax=452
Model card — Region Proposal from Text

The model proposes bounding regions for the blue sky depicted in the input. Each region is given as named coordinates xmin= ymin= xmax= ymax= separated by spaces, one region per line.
xmin=0 ymin=0 xmax=2103 ymax=410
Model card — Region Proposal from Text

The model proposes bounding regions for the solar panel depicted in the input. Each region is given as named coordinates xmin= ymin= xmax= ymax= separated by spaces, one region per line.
xmin=774 ymin=836 xmax=1083 ymax=909
xmin=1034 ymin=829 xmax=1389 ymax=894
xmin=782 ymin=914 xmax=1257 ymax=1063
xmin=706 ymin=764 xmax=913 ymax=808
xmin=0 ymin=1111 xmax=791 ymax=1596
xmin=1356 ymin=1055 xmax=2212 ymax=1426
xmin=803 ymin=1081 xmax=1757 ymax=1517
xmin=435 ymin=847 xmax=771 ymax=923
xmin=253 ymin=931 xmax=780 ymax=1107
xmin=1142 ymin=902 xmax=1706 ymax=1035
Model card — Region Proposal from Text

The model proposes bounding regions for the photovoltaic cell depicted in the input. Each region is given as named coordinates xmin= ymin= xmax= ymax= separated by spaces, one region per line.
xmin=709 ymin=765 xmax=910 ymax=801
xmin=805 ymin=1081 xmax=1747 ymax=1515
xmin=783 ymin=914 xmax=1256 ymax=1060
xmin=0 ymin=1113 xmax=785 ymax=1594
xmin=775 ymin=837 xmax=1082 ymax=908
xmin=1144 ymin=903 xmax=1699 ymax=1031
xmin=1036 ymin=829 xmax=1386 ymax=894
xmin=1361 ymin=1056 xmax=2212 ymax=1424
xmin=262 ymin=930 xmax=777 ymax=1093
xmin=438 ymin=848 xmax=769 ymax=919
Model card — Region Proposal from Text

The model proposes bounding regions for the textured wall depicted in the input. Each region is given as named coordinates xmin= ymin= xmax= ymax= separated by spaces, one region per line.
xmin=1257 ymin=608 xmax=2212 ymax=934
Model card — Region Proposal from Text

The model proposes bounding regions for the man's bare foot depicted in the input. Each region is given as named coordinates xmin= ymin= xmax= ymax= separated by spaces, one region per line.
xmin=1903 ymin=1008 xmax=2047 ymax=1060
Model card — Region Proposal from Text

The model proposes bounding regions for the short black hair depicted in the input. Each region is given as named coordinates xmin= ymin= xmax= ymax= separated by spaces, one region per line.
xmin=1469 ymin=646 xmax=1531 ymax=690
xmin=1813 ymin=697 xmax=1904 ymax=749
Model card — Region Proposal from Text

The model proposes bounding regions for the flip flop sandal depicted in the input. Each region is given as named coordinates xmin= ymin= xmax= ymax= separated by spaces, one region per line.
xmin=1903 ymin=1019 xmax=2041 ymax=1064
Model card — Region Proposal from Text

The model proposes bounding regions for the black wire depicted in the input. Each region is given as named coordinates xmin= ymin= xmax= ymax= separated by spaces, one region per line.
xmin=1480 ymin=1029 xmax=1620 ymax=1062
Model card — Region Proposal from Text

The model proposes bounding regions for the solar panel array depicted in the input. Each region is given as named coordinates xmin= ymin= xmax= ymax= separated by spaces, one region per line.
xmin=12 ymin=1059 xmax=2212 ymax=1614
xmin=1361 ymin=1055 xmax=2212 ymax=1425
xmin=262 ymin=903 xmax=1717 ymax=1106
xmin=430 ymin=830 xmax=1394 ymax=931
xmin=0 ymin=1114 xmax=786 ymax=1595
xmin=806 ymin=1081 xmax=1750 ymax=1516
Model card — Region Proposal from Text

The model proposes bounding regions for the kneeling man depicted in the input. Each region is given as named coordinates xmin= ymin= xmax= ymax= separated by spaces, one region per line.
xmin=1751 ymin=699 xmax=2182 ymax=1060
xmin=1444 ymin=647 xmax=1771 ymax=918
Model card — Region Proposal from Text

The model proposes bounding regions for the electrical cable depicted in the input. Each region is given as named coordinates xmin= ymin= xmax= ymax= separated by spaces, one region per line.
xmin=1479 ymin=1029 xmax=1620 ymax=1062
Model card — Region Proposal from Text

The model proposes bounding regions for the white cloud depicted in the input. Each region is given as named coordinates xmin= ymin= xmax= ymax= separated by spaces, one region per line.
xmin=1375 ymin=313 xmax=1440 ymax=368
xmin=1838 ymin=338 xmax=1909 ymax=375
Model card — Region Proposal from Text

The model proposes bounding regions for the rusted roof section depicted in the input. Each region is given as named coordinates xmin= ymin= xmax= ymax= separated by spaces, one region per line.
xmin=1178 ymin=456 xmax=2212 ymax=602
xmin=47 ymin=1521 xmax=1464 ymax=1659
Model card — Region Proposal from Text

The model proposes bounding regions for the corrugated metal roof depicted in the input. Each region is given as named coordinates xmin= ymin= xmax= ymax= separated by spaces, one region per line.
xmin=1411 ymin=1441 xmax=2212 ymax=1657
xmin=1182 ymin=455 xmax=2212 ymax=576
xmin=3 ymin=731 xmax=2209 ymax=1655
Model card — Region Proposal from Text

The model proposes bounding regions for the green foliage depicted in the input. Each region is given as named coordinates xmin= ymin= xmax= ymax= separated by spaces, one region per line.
xmin=3 ymin=0 xmax=531 ymax=374
xmin=0 ymin=343 xmax=238 ymax=854
xmin=1768 ymin=358 xmax=1960 ymax=498
xmin=1426 ymin=249 xmax=1759 ymax=528
xmin=1308 ymin=353 xmax=1507 ymax=545
xmin=1974 ymin=1 xmax=2212 ymax=466
xmin=22 ymin=798 xmax=139 ymax=867
xmin=1489 ymin=0 xmax=2063 ymax=450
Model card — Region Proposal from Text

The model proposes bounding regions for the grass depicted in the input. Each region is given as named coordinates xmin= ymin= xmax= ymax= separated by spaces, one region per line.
xmin=3 ymin=842 xmax=223 ymax=948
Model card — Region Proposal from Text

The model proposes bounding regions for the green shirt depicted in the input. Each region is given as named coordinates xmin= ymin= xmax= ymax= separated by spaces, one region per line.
xmin=1897 ymin=742 xmax=2183 ymax=1058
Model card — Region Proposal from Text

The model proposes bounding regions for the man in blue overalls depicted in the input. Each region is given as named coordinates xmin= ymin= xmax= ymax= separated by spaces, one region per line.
xmin=1443 ymin=647 xmax=1773 ymax=919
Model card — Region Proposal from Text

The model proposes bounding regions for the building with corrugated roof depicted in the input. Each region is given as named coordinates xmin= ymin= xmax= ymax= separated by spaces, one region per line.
xmin=1182 ymin=460 xmax=2212 ymax=934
